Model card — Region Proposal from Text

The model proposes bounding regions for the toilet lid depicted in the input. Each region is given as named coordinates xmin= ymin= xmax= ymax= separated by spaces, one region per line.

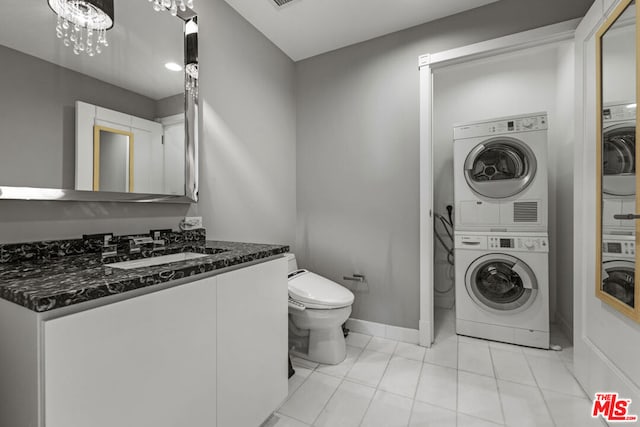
xmin=288 ymin=270 xmax=354 ymax=309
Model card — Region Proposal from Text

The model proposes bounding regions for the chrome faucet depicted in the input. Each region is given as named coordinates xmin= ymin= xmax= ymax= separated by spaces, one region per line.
xmin=101 ymin=234 xmax=117 ymax=259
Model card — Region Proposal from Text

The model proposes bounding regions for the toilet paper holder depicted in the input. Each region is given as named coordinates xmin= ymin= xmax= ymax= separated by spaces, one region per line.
xmin=343 ymin=274 xmax=366 ymax=282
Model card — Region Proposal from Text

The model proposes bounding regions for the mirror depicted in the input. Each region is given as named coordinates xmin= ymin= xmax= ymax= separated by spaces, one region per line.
xmin=597 ymin=0 xmax=639 ymax=321
xmin=0 ymin=0 xmax=198 ymax=202
xmin=94 ymin=126 xmax=133 ymax=193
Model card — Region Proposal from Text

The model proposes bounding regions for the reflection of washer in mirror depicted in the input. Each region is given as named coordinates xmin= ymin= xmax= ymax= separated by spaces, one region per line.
xmin=465 ymin=254 xmax=538 ymax=313
xmin=602 ymin=262 xmax=635 ymax=308
xmin=464 ymin=137 xmax=537 ymax=199
xmin=602 ymin=235 xmax=636 ymax=308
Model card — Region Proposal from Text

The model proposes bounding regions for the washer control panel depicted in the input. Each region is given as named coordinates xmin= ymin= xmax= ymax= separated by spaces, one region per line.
xmin=602 ymin=235 xmax=635 ymax=259
xmin=455 ymin=234 xmax=548 ymax=253
xmin=603 ymin=103 xmax=636 ymax=122
xmin=454 ymin=114 xmax=548 ymax=139
xmin=488 ymin=236 xmax=548 ymax=252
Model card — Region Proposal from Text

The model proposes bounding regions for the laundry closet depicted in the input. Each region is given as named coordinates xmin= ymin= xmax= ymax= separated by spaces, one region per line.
xmin=428 ymin=38 xmax=576 ymax=344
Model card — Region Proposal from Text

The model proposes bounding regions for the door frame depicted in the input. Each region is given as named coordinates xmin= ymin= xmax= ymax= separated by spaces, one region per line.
xmin=418 ymin=19 xmax=578 ymax=346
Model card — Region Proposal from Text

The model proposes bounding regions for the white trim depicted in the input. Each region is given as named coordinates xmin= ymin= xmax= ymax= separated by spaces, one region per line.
xmin=157 ymin=113 xmax=185 ymax=126
xmin=419 ymin=62 xmax=434 ymax=348
xmin=346 ymin=318 xmax=420 ymax=345
xmin=417 ymin=18 xmax=580 ymax=352
xmin=583 ymin=335 xmax=640 ymax=400
xmin=419 ymin=19 xmax=580 ymax=70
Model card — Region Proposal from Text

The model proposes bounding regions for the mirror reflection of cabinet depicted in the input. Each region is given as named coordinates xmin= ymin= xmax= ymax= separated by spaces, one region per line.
xmin=596 ymin=0 xmax=639 ymax=321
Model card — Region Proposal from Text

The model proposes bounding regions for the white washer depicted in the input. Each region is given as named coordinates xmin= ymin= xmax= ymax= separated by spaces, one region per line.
xmin=601 ymin=234 xmax=636 ymax=308
xmin=454 ymin=113 xmax=548 ymax=232
xmin=455 ymin=232 xmax=549 ymax=348
xmin=602 ymin=102 xmax=636 ymax=234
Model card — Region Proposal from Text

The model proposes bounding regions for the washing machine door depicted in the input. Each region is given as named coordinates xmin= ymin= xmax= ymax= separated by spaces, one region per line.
xmin=602 ymin=259 xmax=635 ymax=308
xmin=602 ymin=122 xmax=636 ymax=196
xmin=464 ymin=137 xmax=537 ymax=199
xmin=465 ymin=254 xmax=538 ymax=313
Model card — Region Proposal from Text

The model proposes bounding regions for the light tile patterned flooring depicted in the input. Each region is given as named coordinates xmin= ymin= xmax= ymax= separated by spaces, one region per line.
xmin=263 ymin=309 xmax=604 ymax=427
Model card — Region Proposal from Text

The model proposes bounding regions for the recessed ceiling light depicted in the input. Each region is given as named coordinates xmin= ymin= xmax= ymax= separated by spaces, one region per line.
xmin=165 ymin=62 xmax=183 ymax=72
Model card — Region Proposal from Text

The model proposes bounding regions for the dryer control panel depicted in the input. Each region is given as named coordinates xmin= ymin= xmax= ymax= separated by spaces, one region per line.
xmin=454 ymin=114 xmax=548 ymax=139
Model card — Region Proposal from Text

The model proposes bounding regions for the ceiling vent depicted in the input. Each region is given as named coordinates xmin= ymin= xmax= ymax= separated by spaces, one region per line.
xmin=272 ymin=0 xmax=297 ymax=7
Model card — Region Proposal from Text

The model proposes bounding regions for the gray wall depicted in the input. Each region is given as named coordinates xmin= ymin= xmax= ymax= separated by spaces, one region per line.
xmin=156 ymin=93 xmax=185 ymax=118
xmin=0 ymin=0 xmax=296 ymax=245
xmin=186 ymin=0 xmax=297 ymax=249
xmin=0 ymin=44 xmax=157 ymax=190
xmin=296 ymin=0 xmax=593 ymax=329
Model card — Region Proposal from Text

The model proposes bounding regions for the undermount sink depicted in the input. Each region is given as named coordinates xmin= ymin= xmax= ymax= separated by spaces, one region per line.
xmin=107 ymin=252 xmax=208 ymax=270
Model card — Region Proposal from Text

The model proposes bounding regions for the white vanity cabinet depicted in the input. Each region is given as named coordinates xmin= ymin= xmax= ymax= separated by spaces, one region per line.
xmin=0 ymin=257 xmax=288 ymax=427
xmin=217 ymin=259 xmax=288 ymax=427
xmin=44 ymin=275 xmax=218 ymax=427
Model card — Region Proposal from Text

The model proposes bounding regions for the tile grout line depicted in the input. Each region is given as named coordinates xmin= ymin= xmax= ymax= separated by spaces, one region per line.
xmin=309 ymin=374 xmax=347 ymax=426
xmin=406 ymin=353 xmax=426 ymax=427
xmin=309 ymin=340 xmax=369 ymax=426
xmin=521 ymin=347 xmax=559 ymax=427
xmin=282 ymin=360 xmax=319 ymax=426
xmin=356 ymin=344 xmax=396 ymax=427
xmin=488 ymin=345 xmax=508 ymax=426
xmin=313 ymin=337 xmax=376 ymax=427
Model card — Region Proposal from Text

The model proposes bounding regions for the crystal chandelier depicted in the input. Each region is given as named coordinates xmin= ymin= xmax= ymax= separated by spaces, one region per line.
xmin=149 ymin=0 xmax=194 ymax=16
xmin=48 ymin=0 xmax=114 ymax=56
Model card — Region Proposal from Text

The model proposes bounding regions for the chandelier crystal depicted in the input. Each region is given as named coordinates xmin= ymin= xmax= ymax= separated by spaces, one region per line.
xmin=48 ymin=0 xmax=114 ymax=56
xmin=185 ymin=17 xmax=198 ymax=98
xmin=149 ymin=0 xmax=194 ymax=16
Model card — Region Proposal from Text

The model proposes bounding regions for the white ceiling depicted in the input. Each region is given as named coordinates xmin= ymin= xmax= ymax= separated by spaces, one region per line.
xmin=223 ymin=0 xmax=500 ymax=61
xmin=0 ymin=0 xmax=184 ymax=100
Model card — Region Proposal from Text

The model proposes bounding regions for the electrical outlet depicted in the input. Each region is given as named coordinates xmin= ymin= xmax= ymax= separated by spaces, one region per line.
xmin=182 ymin=216 xmax=203 ymax=230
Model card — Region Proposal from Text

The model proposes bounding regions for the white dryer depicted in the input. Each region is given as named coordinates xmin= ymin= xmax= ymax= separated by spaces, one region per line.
xmin=454 ymin=113 xmax=548 ymax=232
xmin=601 ymin=234 xmax=635 ymax=308
xmin=602 ymin=102 xmax=636 ymax=234
xmin=455 ymin=232 xmax=549 ymax=348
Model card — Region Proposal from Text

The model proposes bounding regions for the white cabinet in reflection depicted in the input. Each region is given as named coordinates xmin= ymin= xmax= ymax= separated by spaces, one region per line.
xmin=75 ymin=101 xmax=185 ymax=195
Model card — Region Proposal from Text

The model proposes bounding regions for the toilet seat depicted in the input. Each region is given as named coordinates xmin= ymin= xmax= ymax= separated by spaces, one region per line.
xmin=288 ymin=270 xmax=354 ymax=309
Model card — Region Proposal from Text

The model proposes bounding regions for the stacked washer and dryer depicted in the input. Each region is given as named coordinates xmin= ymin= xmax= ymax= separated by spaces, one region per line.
xmin=452 ymin=113 xmax=550 ymax=349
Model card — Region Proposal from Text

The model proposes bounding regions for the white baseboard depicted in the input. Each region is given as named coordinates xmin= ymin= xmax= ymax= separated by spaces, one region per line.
xmin=555 ymin=312 xmax=573 ymax=344
xmin=346 ymin=318 xmax=420 ymax=345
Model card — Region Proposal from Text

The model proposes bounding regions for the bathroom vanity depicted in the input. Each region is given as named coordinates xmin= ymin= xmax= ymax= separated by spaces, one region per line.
xmin=0 ymin=238 xmax=289 ymax=427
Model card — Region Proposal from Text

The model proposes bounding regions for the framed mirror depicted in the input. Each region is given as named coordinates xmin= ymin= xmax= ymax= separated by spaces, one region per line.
xmin=0 ymin=0 xmax=198 ymax=203
xmin=596 ymin=0 xmax=639 ymax=321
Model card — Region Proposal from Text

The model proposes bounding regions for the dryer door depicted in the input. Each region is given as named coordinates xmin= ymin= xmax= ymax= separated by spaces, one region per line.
xmin=602 ymin=259 xmax=635 ymax=308
xmin=465 ymin=254 xmax=538 ymax=313
xmin=464 ymin=137 xmax=537 ymax=199
xmin=602 ymin=122 xmax=636 ymax=196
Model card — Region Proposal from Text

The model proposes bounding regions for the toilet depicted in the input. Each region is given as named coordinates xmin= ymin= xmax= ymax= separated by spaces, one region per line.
xmin=286 ymin=254 xmax=355 ymax=365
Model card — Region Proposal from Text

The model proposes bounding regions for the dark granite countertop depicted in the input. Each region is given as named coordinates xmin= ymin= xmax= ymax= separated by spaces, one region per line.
xmin=0 ymin=240 xmax=289 ymax=313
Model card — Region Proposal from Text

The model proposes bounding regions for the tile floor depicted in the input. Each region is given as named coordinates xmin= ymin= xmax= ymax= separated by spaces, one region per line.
xmin=263 ymin=309 xmax=604 ymax=427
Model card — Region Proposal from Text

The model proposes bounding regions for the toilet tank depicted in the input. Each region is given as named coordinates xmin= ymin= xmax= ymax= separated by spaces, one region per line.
xmin=285 ymin=253 xmax=298 ymax=272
